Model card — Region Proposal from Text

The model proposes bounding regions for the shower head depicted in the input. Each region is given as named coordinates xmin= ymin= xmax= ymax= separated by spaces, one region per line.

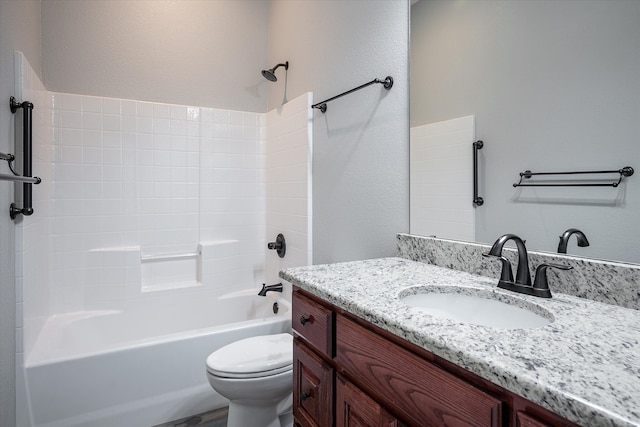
xmin=261 ymin=61 xmax=289 ymax=82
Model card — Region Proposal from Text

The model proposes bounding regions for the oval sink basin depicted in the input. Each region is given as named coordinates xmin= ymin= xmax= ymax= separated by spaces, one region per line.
xmin=399 ymin=286 xmax=553 ymax=329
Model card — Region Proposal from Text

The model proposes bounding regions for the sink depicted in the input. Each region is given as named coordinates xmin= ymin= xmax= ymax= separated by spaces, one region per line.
xmin=399 ymin=286 xmax=553 ymax=329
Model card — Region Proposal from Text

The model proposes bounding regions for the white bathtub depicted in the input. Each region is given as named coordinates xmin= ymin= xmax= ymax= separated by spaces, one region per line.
xmin=23 ymin=289 xmax=291 ymax=427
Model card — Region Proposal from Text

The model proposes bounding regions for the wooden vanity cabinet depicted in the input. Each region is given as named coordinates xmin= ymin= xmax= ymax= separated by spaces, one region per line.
xmin=293 ymin=339 xmax=333 ymax=427
xmin=293 ymin=291 xmax=335 ymax=427
xmin=292 ymin=287 xmax=579 ymax=427
xmin=336 ymin=374 xmax=406 ymax=427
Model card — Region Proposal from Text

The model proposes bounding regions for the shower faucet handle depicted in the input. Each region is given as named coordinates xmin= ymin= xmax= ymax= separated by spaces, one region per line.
xmin=267 ymin=241 xmax=281 ymax=250
xmin=267 ymin=233 xmax=286 ymax=258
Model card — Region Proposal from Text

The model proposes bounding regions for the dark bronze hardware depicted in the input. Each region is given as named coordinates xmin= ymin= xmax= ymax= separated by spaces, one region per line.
xmin=8 ymin=97 xmax=40 ymax=219
xmin=513 ymin=166 xmax=634 ymax=187
xmin=267 ymin=233 xmax=286 ymax=258
xmin=311 ymin=76 xmax=393 ymax=113
xmin=300 ymin=315 xmax=311 ymax=325
xmin=473 ymin=140 xmax=484 ymax=206
xmin=258 ymin=283 xmax=283 ymax=296
xmin=483 ymin=233 xmax=573 ymax=298
xmin=558 ymin=228 xmax=589 ymax=254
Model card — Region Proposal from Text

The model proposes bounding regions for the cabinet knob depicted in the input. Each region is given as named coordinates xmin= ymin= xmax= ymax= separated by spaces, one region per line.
xmin=301 ymin=391 xmax=312 ymax=401
xmin=300 ymin=315 xmax=312 ymax=325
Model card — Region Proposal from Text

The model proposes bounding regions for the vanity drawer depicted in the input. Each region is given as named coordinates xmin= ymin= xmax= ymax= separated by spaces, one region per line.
xmin=336 ymin=315 xmax=503 ymax=427
xmin=293 ymin=338 xmax=334 ymax=427
xmin=292 ymin=290 xmax=334 ymax=358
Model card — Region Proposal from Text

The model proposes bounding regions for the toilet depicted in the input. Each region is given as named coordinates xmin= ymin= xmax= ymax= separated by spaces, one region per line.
xmin=206 ymin=333 xmax=293 ymax=427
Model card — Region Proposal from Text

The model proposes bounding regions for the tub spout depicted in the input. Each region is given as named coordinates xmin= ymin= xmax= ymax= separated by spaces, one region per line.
xmin=258 ymin=283 xmax=283 ymax=296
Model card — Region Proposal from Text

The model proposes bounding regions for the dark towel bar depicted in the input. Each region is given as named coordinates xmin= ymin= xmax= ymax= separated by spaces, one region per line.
xmin=311 ymin=76 xmax=393 ymax=113
xmin=513 ymin=167 xmax=634 ymax=188
xmin=473 ymin=140 xmax=484 ymax=206
xmin=4 ymin=96 xmax=40 ymax=219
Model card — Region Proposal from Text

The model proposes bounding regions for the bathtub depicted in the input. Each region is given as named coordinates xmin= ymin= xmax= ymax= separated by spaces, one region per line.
xmin=23 ymin=289 xmax=291 ymax=427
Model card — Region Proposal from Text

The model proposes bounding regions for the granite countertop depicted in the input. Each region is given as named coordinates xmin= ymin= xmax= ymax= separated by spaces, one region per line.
xmin=280 ymin=257 xmax=640 ymax=427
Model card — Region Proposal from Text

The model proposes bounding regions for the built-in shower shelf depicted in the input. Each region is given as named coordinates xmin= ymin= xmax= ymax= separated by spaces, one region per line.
xmin=141 ymin=280 xmax=202 ymax=293
xmin=141 ymin=250 xmax=201 ymax=292
xmin=141 ymin=252 xmax=200 ymax=262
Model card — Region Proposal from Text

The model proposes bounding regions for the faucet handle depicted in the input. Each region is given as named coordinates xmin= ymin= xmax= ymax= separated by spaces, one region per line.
xmin=533 ymin=263 xmax=573 ymax=292
xmin=267 ymin=233 xmax=286 ymax=258
xmin=482 ymin=253 xmax=514 ymax=283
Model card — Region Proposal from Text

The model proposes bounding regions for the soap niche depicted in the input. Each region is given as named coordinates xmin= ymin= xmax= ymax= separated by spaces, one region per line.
xmin=141 ymin=251 xmax=201 ymax=292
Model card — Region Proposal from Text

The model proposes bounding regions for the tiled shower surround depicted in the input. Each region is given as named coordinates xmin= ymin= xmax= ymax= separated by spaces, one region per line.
xmin=50 ymin=93 xmax=266 ymax=303
xmin=16 ymin=54 xmax=312 ymax=363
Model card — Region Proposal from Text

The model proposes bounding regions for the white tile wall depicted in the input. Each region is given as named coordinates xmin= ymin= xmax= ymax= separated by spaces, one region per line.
xmin=48 ymin=94 xmax=267 ymax=305
xmin=14 ymin=52 xmax=54 ymax=361
xmin=264 ymin=93 xmax=313 ymax=287
xmin=410 ymin=115 xmax=476 ymax=242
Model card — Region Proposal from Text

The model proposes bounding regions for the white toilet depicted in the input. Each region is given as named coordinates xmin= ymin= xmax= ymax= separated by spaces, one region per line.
xmin=206 ymin=333 xmax=293 ymax=427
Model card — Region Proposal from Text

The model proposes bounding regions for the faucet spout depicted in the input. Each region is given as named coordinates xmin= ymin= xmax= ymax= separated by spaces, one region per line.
xmin=486 ymin=233 xmax=531 ymax=286
xmin=558 ymin=228 xmax=589 ymax=254
xmin=258 ymin=282 xmax=283 ymax=296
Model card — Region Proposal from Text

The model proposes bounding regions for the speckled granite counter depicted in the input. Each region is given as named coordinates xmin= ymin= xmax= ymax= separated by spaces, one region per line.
xmin=281 ymin=257 xmax=640 ymax=427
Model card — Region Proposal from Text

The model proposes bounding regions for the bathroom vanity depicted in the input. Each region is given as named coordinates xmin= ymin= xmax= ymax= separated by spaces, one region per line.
xmin=282 ymin=257 xmax=640 ymax=427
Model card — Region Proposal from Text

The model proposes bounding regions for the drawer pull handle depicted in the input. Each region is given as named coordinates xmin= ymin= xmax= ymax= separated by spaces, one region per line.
xmin=301 ymin=391 xmax=312 ymax=401
xmin=300 ymin=315 xmax=312 ymax=325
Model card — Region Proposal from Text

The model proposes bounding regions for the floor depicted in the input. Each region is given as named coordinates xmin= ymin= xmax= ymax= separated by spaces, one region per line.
xmin=153 ymin=407 xmax=228 ymax=427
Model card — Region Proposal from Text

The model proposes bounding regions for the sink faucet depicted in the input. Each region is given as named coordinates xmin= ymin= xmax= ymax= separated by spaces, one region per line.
xmin=258 ymin=282 xmax=283 ymax=296
xmin=558 ymin=228 xmax=589 ymax=254
xmin=483 ymin=233 xmax=531 ymax=286
xmin=483 ymin=233 xmax=572 ymax=298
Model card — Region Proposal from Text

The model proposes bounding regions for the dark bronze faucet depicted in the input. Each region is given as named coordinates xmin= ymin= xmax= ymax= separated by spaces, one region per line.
xmin=558 ymin=228 xmax=589 ymax=254
xmin=483 ymin=233 xmax=572 ymax=298
xmin=483 ymin=234 xmax=531 ymax=286
xmin=258 ymin=282 xmax=283 ymax=296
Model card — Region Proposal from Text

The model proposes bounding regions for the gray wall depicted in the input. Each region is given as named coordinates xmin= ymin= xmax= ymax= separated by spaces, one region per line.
xmin=42 ymin=0 xmax=269 ymax=112
xmin=268 ymin=0 xmax=410 ymax=264
xmin=0 ymin=1 xmax=42 ymax=425
xmin=411 ymin=0 xmax=640 ymax=263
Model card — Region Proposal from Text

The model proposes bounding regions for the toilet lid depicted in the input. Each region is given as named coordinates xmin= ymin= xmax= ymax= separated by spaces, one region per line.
xmin=206 ymin=333 xmax=293 ymax=379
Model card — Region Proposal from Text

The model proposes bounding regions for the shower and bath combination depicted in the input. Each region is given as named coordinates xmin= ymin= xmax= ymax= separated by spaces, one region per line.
xmin=261 ymin=61 xmax=289 ymax=82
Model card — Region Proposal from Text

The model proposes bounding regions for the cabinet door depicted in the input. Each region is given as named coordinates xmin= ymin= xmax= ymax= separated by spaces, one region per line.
xmin=294 ymin=338 xmax=333 ymax=427
xmin=336 ymin=374 xmax=404 ymax=427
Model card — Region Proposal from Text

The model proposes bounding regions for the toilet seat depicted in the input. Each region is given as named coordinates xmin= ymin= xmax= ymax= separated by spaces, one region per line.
xmin=206 ymin=333 xmax=292 ymax=379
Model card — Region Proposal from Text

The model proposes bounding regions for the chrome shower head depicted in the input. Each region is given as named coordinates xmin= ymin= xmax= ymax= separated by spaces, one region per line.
xmin=261 ymin=61 xmax=288 ymax=82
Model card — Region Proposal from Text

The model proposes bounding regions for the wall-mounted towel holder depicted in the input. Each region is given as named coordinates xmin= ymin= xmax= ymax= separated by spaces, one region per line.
xmin=513 ymin=166 xmax=634 ymax=188
xmin=2 ymin=97 xmax=41 ymax=219
xmin=473 ymin=140 xmax=484 ymax=206
xmin=311 ymin=76 xmax=393 ymax=113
